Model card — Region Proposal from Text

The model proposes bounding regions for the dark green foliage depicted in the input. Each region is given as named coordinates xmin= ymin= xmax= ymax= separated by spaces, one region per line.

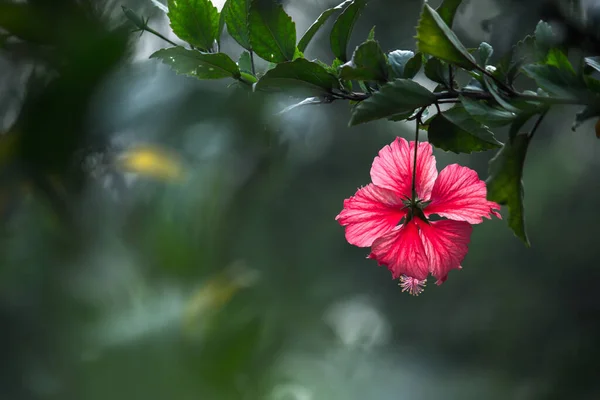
xmin=487 ymin=134 xmax=532 ymax=245
xmin=330 ymin=0 xmax=368 ymax=62
xmin=428 ymin=106 xmax=502 ymax=153
xmin=349 ymin=79 xmax=436 ymax=125
xmin=339 ymin=40 xmax=388 ymax=82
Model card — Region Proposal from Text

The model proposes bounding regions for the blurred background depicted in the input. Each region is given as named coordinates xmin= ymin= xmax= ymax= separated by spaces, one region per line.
xmin=1 ymin=0 xmax=599 ymax=399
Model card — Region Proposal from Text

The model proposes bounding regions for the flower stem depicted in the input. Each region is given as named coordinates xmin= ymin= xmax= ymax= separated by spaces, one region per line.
xmin=338 ymin=89 xmax=583 ymax=106
xmin=249 ymin=50 xmax=256 ymax=76
xmin=144 ymin=26 xmax=178 ymax=47
xmin=411 ymin=109 xmax=424 ymax=203
xmin=528 ymin=110 xmax=549 ymax=140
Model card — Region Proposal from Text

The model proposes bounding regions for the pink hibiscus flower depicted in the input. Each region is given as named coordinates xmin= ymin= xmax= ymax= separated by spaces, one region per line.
xmin=336 ymin=137 xmax=501 ymax=295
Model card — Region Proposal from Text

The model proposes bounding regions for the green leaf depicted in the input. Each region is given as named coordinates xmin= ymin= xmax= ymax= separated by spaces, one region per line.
xmin=349 ymin=79 xmax=436 ymax=125
xmin=150 ymin=47 xmax=241 ymax=79
xmin=330 ymin=0 xmax=368 ymax=62
xmin=367 ymin=26 xmax=376 ymax=40
xmin=224 ymin=0 xmax=251 ymax=50
xmin=388 ymin=50 xmax=422 ymax=79
xmin=248 ymin=0 xmax=296 ymax=63
xmin=534 ymin=20 xmax=557 ymax=58
xmin=424 ymin=57 xmax=449 ymax=85
xmin=167 ymin=0 xmax=219 ymax=51
xmin=254 ymin=58 xmax=340 ymax=96
xmin=217 ymin=1 xmax=227 ymax=47
xmin=428 ymin=106 xmax=502 ymax=153
xmin=461 ymin=96 xmax=517 ymax=127
xmin=293 ymin=47 xmax=304 ymax=60
xmin=545 ymin=48 xmax=575 ymax=74
xmin=478 ymin=42 xmax=493 ymax=66
xmin=416 ymin=4 xmax=476 ymax=70
xmin=238 ymin=51 xmax=253 ymax=73
xmin=297 ymin=0 xmax=353 ymax=53
xmin=483 ymin=76 xmax=521 ymax=113
xmin=436 ymin=0 xmax=463 ymax=27
xmin=486 ymin=134 xmax=532 ymax=246
xmin=522 ymin=64 xmax=584 ymax=99
xmin=340 ymin=40 xmax=388 ymax=82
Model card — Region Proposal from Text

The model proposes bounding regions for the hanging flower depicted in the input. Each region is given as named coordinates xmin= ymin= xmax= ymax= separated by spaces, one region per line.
xmin=336 ymin=137 xmax=501 ymax=293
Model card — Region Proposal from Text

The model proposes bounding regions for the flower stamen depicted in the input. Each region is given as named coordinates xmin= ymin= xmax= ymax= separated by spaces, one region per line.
xmin=399 ymin=275 xmax=427 ymax=296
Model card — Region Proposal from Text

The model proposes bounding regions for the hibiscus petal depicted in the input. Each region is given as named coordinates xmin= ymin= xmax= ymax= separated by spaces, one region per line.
xmin=368 ymin=220 xmax=429 ymax=280
xmin=416 ymin=219 xmax=472 ymax=284
xmin=425 ymin=164 xmax=502 ymax=224
xmin=370 ymin=137 xmax=438 ymax=201
xmin=336 ymin=184 xmax=407 ymax=247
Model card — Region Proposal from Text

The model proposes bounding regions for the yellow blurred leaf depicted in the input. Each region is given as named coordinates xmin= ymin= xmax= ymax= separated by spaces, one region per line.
xmin=117 ymin=145 xmax=185 ymax=181
xmin=181 ymin=261 xmax=260 ymax=336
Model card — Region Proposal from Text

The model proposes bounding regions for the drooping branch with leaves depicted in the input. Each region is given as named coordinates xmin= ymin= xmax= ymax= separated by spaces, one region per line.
xmin=124 ymin=0 xmax=600 ymax=293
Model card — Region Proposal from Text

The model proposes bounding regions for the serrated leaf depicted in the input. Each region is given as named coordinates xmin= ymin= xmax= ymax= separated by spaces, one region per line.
xmin=349 ymin=79 xmax=436 ymax=125
xmin=486 ymin=134 xmax=532 ymax=246
xmin=151 ymin=47 xmax=241 ymax=79
xmin=461 ymin=96 xmax=517 ymax=127
xmin=389 ymin=50 xmax=422 ymax=79
xmin=424 ymin=57 xmax=449 ymax=86
xmin=298 ymin=0 xmax=353 ymax=53
xmin=416 ymin=4 xmax=476 ymax=70
xmin=340 ymin=40 xmax=388 ymax=82
xmin=167 ymin=0 xmax=219 ymax=51
xmin=238 ymin=51 xmax=253 ymax=73
xmin=478 ymin=42 xmax=493 ymax=66
xmin=254 ymin=58 xmax=340 ymax=96
xmin=248 ymin=0 xmax=296 ymax=63
xmin=224 ymin=0 xmax=251 ymax=50
xmin=428 ymin=106 xmax=502 ymax=153
xmin=330 ymin=0 xmax=368 ymax=62
xmin=534 ymin=20 xmax=557 ymax=57
xmin=436 ymin=0 xmax=463 ymax=27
